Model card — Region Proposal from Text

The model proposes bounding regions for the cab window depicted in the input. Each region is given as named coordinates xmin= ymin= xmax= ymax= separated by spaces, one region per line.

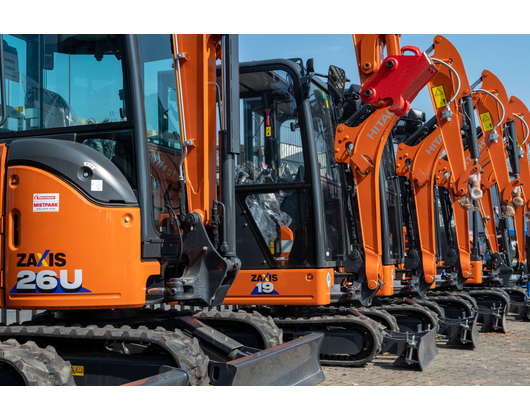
xmin=237 ymin=69 xmax=304 ymax=184
xmin=138 ymin=34 xmax=182 ymax=235
xmin=1 ymin=34 xmax=126 ymax=133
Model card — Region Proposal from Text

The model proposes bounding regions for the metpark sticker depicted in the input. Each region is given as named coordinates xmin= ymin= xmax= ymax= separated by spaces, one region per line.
xmin=33 ymin=193 xmax=59 ymax=212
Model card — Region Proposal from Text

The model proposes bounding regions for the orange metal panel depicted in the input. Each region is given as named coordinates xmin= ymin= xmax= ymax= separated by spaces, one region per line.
xmin=4 ymin=166 xmax=159 ymax=310
xmin=376 ymin=265 xmax=395 ymax=296
xmin=224 ymin=268 xmax=333 ymax=306
xmin=467 ymin=260 xmax=483 ymax=284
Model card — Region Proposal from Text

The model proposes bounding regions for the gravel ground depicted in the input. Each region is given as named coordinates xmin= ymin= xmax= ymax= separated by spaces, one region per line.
xmin=318 ymin=314 xmax=530 ymax=386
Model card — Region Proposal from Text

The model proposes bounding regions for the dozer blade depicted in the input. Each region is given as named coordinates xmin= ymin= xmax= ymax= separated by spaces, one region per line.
xmin=467 ymin=289 xmax=510 ymax=333
xmin=439 ymin=315 xmax=480 ymax=349
xmin=502 ymin=287 xmax=530 ymax=321
xmin=382 ymin=328 xmax=438 ymax=371
xmin=208 ymin=332 xmax=325 ymax=386
xmin=478 ymin=307 xmax=508 ymax=333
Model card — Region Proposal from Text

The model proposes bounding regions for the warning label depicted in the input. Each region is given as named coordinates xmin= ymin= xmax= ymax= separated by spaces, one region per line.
xmin=480 ymin=112 xmax=494 ymax=131
xmin=33 ymin=193 xmax=59 ymax=212
xmin=266 ymin=126 xmax=272 ymax=137
xmin=432 ymin=85 xmax=448 ymax=109
xmin=71 ymin=365 xmax=84 ymax=376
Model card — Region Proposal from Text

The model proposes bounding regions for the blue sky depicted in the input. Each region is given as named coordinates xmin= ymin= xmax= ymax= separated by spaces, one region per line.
xmin=239 ymin=34 xmax=530 ymax=120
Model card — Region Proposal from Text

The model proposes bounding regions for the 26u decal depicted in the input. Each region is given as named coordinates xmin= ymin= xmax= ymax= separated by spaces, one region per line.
xmin=16 ymin=269 xmax=83 ymax=293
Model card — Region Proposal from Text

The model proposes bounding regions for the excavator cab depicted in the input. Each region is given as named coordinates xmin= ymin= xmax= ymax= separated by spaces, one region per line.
xmin=227 ymin=59 xmax=349 ymax=303
xmin=0 ymin=34 xmax=213 ymax=307
xmin=226 ymin=58 xmax=418 ymax=306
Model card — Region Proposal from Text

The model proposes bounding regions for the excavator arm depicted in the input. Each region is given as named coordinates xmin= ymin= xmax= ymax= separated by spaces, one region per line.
xmin=461 ymin=71 xmax=521 ymax=283
xmin=426 ymin=36 xmax=481 ymax=286
xmin=176 ymin=34 xmax=221 ymax=225
xmin=395 ymin=122 xmax=444 ymax=291
xmin=472 ymin=71 xmax=521 ymax=211
xmin=509 ymin=96 xmax=530 ymax=273
xmin=335 ymin=34 xmax=437 ymax=297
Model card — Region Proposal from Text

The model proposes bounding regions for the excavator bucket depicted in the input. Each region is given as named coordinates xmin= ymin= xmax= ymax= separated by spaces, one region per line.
xmin=208 ymin=333 xmax=325 ymax=386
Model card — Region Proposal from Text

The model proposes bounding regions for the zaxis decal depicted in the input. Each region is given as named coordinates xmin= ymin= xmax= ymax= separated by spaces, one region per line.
xmin=251 ymin=273 xmax=279 ymax=295
xmin=10 ymin=251 xmax=91 ymax=294
xmin=17 ymin=250 xmax=65 ymax=267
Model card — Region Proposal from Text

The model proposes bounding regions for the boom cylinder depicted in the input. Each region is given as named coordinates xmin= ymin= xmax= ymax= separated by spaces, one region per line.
xmin=220 ymin=34 xmax=240 ymax=258
xmin=461 ymin=96 xmax=480 ymax=160
xmin=506 ymin=121 xmax=520 ymax=175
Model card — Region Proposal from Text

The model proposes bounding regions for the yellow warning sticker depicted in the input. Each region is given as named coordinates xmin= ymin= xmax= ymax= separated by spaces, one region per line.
xmin=480 ymin=112 xmax=494 ymax=131
xmin=431 ymin=85 xmax=448 ymax=109
xmin=516 ymin=135 xmax=520 ymax=148
xmin=266 ymin=126 xmax=271 ymax=137
xmin=71 ymin=365 xmax=84 ymax=376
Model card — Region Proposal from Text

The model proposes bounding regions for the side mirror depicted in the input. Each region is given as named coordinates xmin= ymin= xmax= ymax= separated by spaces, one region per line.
xmin=306 ymin=58 xmax=314 ymax=74
xmin=327 ymin=65 xmax=346 ymax=100
xmin=402 ymin=108 xmax=426 ymax=135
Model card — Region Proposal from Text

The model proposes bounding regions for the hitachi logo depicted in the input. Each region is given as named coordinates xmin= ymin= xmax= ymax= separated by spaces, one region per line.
xmin=425 ymin=134 xmax=443 ymax=155
xmin=366 ymin=108 xmax=394 ymax=140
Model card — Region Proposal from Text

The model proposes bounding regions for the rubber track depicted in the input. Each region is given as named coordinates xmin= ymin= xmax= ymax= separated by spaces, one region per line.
xmin=303 ymin=306 xmax=399 ymax=331
xmin=441 ymin=291 xmax=479 ymax=312
xmin=378 ymin=304 xmax=440 ymax=332
xmin=0 ymin=324 xmax=209 ymax=386
xmin=411 ymin=297 xmax=445 ymax=319
xmin=354 ymin=308 xmax=400 ymax=332
xmin=424 ymin=294 xmax=475 ymax=319
xmin=0 ymin=339 xmax=75 ymax=386
xmin=194 ymin=309 xmax=283 ymax=348
xmin=466 ymin=288 xmax=511 ymax=312
xmin=272 ymin=314 xmax=383 ymax=367
xmin=493 ymin=286 xmax=528 ymax=314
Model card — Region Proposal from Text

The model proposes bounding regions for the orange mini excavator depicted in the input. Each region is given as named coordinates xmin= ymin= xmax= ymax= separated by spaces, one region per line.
xmin=358 ymin=35 xmax=482 ymax=348
xmin=392 ymin=38 xmax=515 ymax=335
xmin=220 ymin=34 xmax=442 ymax=370
xmin=460 ymin=78 xmax=530 ymax=322
xmin=510 ymin=96 xmax=530 ymax=312
xmin=0 ymin=34 xmax=324 ymax=386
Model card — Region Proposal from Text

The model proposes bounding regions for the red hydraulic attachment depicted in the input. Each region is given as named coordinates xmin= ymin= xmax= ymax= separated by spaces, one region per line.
xmin=360 ymin=46 xmax=438 ymax=116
